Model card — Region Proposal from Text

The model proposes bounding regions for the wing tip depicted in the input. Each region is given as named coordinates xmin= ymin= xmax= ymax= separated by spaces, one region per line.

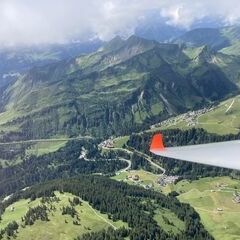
xmin=150 ymin=133 xmax=165 ymax=153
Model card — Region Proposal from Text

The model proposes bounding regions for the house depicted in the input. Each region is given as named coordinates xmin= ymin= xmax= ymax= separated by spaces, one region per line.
xmin=132 ymin=175 xmax=140 ymax=181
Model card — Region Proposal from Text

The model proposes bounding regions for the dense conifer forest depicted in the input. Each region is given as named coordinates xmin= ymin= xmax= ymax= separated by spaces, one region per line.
xmin=0 ymin=139 xmax=127 ymax=197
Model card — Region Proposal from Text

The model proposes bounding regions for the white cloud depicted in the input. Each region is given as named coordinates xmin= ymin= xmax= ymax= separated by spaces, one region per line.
xmin=0 ymin=0 xmax=240 ymax=46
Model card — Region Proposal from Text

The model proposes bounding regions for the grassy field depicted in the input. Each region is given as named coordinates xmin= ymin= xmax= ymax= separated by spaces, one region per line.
xmin=154 ymin=208 xmax=185 ymax=235
xmin=0 ymin=192 xmax=127 ymax=240
xmin=167 ymin=177 xmax=240 ymax=240
xmin=0 ymin=139 xmax=68 ymax=168
xmin=152 ymin=95 xmax=240 ymax=135
xmin=113 ymin=136 xmax=129 ymax=148
xmin=26 ymin=140 xmax=67 ymax=156
xmin=112 ymin=169 xmax=162 ymax=191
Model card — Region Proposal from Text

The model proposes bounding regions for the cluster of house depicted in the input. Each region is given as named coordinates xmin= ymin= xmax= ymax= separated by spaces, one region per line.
xmin=157 ymin=175 xmax=179 ymax=187
xmin=127 ymin=173 xmax=179 ymax=189
xmin=127 ymin=174 xmax=154 ymax=189
xmin=98 ymin=138 xmax=114 ymax=148
xmin=151 ymin=106 xmax=215 ymax=129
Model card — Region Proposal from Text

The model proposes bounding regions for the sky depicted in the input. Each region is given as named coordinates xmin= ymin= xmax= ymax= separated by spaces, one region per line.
xmin=1 ymin=0 xmax=240 ymax=46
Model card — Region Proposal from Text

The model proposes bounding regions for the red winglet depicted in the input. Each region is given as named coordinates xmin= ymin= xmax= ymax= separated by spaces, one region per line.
xmin=150 ymin=133 xmax=165 ymax=152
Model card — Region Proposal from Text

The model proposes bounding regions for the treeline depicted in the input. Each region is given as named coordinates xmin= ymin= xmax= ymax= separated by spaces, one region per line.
xmin=0 ymin=175 xmax=213 ymax=240
xmin=127 ymin=128 xmax=240 ymax=179
xmin=0 ymin=221 xmax=19 ymax=239
xmin=0 ymin=139 xmax=127 ymax=197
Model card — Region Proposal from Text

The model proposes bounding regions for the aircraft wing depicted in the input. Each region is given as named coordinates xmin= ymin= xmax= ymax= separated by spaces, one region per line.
xmin=150 ymin=133 xmax=240 ymax=170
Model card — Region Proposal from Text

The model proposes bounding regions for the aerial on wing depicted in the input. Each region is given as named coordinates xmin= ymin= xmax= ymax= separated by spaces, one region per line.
xmin=150 ymin=133 xmax=240 ymax=170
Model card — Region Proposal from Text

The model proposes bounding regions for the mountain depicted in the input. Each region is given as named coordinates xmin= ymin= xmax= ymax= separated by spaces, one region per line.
xmin=174 ymin=26 xmax=240 ymax=50
xmin=0 ymin=36 xmax=238 ymax=141
xmin=220 ymin=40 xmax=240 ymax=55
xmin=0 ymin=40 xmax=102 ymax=91
xmin=134 ymin=12 xmax=224 ymax=43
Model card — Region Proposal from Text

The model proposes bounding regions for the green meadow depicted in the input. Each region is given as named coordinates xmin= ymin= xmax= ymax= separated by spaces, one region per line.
xmin=168 ymin=177 xmax=240 ymax=240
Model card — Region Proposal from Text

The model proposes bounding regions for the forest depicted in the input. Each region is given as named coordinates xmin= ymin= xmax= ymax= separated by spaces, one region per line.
xmin=0 ymin=175 xmax=213 ymax=240
xmin=0 ymin=139 xmax=127 ymax=197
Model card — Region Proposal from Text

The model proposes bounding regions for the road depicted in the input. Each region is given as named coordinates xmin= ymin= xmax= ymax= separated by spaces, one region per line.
xmin=131 ymin=148 xmax=166 ymax=175
xmin=0 ymin=136 xmax=93 ymax=145
xmin=84 ymin=201 xmax=117 ymax=230
xmin=103 ymin=146 xmax=166 ymax=175
xmin=225 ymin=99 xmax=235 ymax=113
xmin=1 ymin=135 xmax=162 ymax=174
xmin=119 ymin=158 xmax=131 ymax=172
xmin=83 ymin=154 xmax=131 ymax=173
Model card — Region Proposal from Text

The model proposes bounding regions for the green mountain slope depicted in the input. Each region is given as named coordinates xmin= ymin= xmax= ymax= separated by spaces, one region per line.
xmin=0 ymin=191 xmax=126 ymax=240
xmin=0 ymin=36 xmax=238 ymax=140
xmin=220 ymin=40 xmax=240 ymax=55
xmin=0 ymin=41 xmax=102 ymax=93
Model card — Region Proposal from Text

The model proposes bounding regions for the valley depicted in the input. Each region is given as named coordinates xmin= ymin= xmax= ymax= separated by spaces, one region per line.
xmin=1 ymin=19 xmax=240 ymax=240
xmin=1 ymin=120 xmax=240 ymax=240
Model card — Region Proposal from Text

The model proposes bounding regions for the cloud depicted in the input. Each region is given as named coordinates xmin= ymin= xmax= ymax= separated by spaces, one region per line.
xmin=0 ymin=0 xmax=240 ymax=46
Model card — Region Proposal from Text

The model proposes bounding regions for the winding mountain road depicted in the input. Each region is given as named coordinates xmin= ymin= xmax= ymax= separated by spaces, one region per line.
xmin=103 ymin=146 xmax=166 ymax=175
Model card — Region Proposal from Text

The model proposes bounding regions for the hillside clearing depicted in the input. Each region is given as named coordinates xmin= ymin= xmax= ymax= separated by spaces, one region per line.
xmin=0 ymin=192 xmax=127 ymax=240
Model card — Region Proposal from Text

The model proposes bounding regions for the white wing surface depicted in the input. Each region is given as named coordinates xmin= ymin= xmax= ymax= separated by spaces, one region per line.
xmin=150 ymin=134 xmax=240 ymax=170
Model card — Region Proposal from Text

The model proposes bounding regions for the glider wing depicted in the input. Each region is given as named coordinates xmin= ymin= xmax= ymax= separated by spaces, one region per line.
xmin=150 ymin=133 xmax=240 ymax=170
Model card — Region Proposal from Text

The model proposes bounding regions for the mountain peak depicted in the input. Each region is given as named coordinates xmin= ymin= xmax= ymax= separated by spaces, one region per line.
xmin=126 ymin=35 xmax=157 ymax=46
xmin=103 ymin=36 xmax=125 ymax=52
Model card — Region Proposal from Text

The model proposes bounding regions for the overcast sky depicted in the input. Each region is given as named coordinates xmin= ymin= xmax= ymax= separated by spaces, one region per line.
xmin=1 ymin=0 xmax=240 ymax=46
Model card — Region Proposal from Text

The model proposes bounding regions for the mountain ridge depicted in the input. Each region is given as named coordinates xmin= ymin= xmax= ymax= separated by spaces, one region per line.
xmin=0 ymin=35 xmax=238 ymax=140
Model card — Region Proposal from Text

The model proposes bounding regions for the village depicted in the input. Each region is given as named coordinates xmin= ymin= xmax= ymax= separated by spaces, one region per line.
xmin=151 ymin=106 xmax=215 ymax=129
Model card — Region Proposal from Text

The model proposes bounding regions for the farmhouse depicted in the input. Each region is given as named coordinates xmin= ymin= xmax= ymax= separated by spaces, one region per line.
xmin=128 ymin=174 xmax=140 ymax=181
